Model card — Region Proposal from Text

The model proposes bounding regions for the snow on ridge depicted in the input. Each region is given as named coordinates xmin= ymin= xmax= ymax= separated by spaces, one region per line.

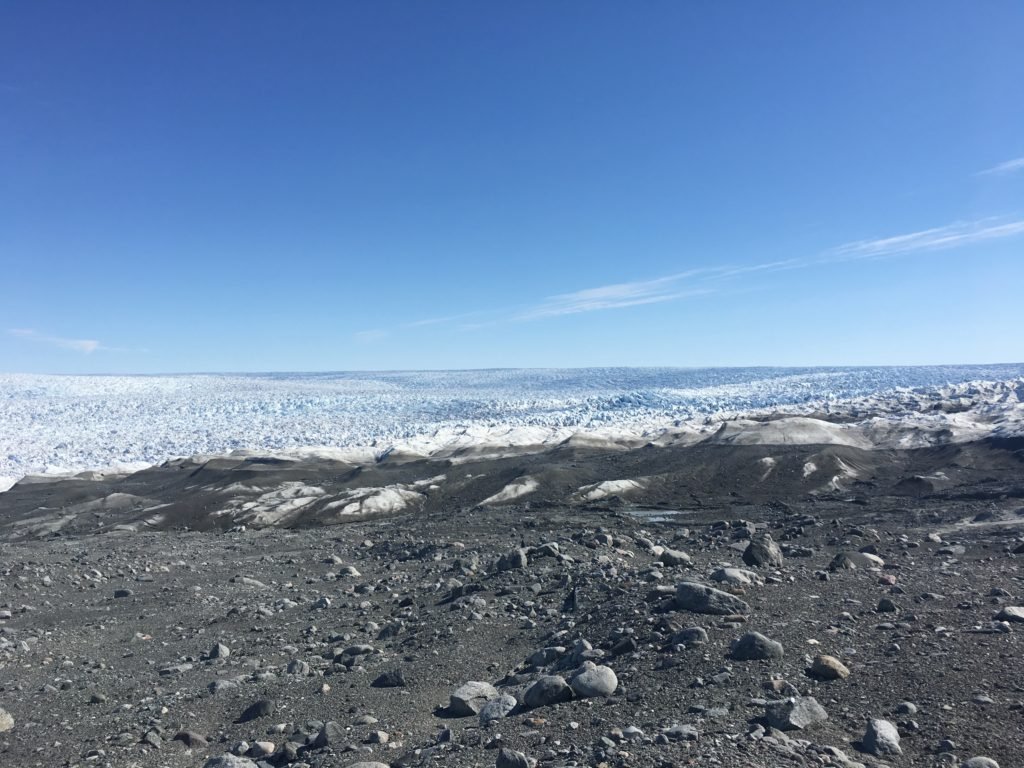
xmin=1 ymin=365 xmax=1022 ymax=486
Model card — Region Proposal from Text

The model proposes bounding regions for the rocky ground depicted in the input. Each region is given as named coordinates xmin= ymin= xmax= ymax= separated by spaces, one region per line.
xmin=1 ymin=436 xmax=1023 ymax=768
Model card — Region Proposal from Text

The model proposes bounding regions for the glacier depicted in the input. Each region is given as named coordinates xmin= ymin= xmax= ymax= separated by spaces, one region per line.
xmin=2 ymin=364 xmax=1023 ymax=489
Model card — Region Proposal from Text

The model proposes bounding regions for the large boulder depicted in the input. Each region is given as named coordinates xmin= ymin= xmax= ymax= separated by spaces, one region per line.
xmin=743 ymin=534 xmax=784 ymax=567
xmin=569 ymin=663 xmax=618 ymax=698
xmin=523 ymin=675 xmax=573 ymax=709
xmin=675 ymin=582 xmax=751 ymax=615
xmin=449 ymin=681 xmax=500 ymax=716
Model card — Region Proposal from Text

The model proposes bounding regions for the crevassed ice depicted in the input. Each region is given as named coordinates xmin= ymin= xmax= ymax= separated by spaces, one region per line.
xmin=1 ymin=364 xmax=1022 ymax=482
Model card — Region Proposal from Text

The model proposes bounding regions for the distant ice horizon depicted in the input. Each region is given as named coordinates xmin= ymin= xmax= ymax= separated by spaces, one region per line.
xmin=3 ymin=364 xmax=1023 ymax=488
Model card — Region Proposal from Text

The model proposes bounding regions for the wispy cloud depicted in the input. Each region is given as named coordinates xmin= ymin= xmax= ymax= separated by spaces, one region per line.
xmin=8 ymin=328 xmax=102 ymax=353
xmin=518 ymin=273 xmax=712 ymax=320
xmin=826 ymin=218 xmax=1024 ymax=261
xmin=353 ymin=329 xmax=389 ymax=343
xmin=398 ymin=215 xmax=1024 ymax=331
xmin=978 ymin=157 xmax=1024 ymax=176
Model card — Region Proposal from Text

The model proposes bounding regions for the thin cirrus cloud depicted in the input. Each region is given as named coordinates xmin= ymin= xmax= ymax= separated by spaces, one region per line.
xmin=402 ymin=215 xmax=1024 ymax=330
xmin=978 ymin=157 xmax=1024 ymax=176
xmin=8 ymin=328 xmax=102 ymax=353
xmin=824 ymin=218 xmax=1024 ymax=262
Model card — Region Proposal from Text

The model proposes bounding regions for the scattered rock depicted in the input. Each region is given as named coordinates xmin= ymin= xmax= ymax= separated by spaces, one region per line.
xmin=569 ymin=663 xmax=618 ymax=698
xmin=862 ymin=718 xmax=902 ymax=756
xmin=450 ymin=681 xmax=500 ymax=716
xmin=763 ymin=696 xmax=828 ymax=730
xmin=675 ymin=582 xmax=751 ymax=615
xmin=730 ymin=631 xmax=784 ymax=661
xmin=743 ymin=533 xmax=784 ymax=567
xmin=523 ymin=675 xmax=573 ymax=708
xmin=809 ymin=654 xmax=850 ymax=680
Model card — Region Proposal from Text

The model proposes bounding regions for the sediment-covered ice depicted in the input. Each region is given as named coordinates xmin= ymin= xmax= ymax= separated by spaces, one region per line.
xmin=1 ymin=365 xmax=1022 ymax=486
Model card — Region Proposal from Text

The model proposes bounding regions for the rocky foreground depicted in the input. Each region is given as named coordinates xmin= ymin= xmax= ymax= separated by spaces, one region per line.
xmin=1 ymin=390 xmax=1024 ymax=768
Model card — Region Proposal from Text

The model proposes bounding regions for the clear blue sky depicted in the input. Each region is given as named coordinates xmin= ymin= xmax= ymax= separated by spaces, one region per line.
xmin=2 ymin=2 xmax=1023 ymax=373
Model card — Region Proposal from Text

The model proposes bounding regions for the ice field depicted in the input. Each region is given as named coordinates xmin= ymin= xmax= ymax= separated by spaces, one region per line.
xmin=3 ymin=364 xmax=1023 ymax=487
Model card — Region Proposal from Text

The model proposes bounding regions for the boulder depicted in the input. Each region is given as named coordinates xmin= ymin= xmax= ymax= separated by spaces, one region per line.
xmin=675 ymin=582 xmax=751 ymax=615
xmin=449 ymin=681 xmax=500 ymax=716
xmin=763 ymin=696 xmax=828 ymax=730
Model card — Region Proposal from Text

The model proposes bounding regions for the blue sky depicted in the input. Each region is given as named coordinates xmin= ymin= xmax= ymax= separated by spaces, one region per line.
xmin=2 ymin=2 xmax=1023 ymax=373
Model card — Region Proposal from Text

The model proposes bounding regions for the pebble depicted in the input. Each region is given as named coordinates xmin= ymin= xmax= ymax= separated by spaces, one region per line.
xmin=0 ymin=707 xmax=13 ymax=733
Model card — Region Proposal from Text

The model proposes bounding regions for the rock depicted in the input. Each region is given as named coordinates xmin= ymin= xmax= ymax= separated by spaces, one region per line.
xmin=662 ymin=723 xmax=700 ymax=741
xmin=877 ymin=597 xmax=899 ymax=613
xmin=675 ymin=581 xmax=751 ymax=615
xmin=480 ymin=693 xmax=518 ymax=724
xmin=569 ymin=663 xmax=618 ymax=697
xmin=450 ymin=681 xmax=500 ymax=716
xmin=729 ymin=631 xmax=784 ymax=661
xmin=236 ymin=699 xmax=275 ymax=723
xmin=809 ymin=654 xmax=850 ymax=680
xmin=342 ymin=763 xmax=391 ymax=768
xmin=829 ymin=551 xmax=885 ymax=571
xmin=710 ymin=567 xmax=760 ymax=586
xmin=863 ymin=718 xmax=901 ymax=755
xmin=994 ymin=606 xmax=1024 ymax=622
xmin=312 ymin=721 xmax=346 ymax=749
xmin=495 ymin=748 xmax=533 ymax=768
xmin=523 ymin=675 xmax=573 ymax=708
xmin=202 ymin=756 xmax=259 ymax=768
xmin=365 ymin=730 xmax=388 ymax=744
xmin=497 ymin=548 xmax=528 ymax=571
xmin=659 ymin=548 xmax=692 ymax=567
xmin=962 ymin=759 xmax=1000 ymax=768
xmin=895 ymin=701 xmax=918 ymax=715
xmin=670 ymin=626 xmax=709 ymax=646
xmin=743 ymin=534 xmax=784 ymax=567
xmin=371 ymin=668 xmax=406 ymax=688
xmin=113 ymin=588 xmax=133 ymax=598
xmin=172 ymin=730 xmax=209 ymax=748
xmin=210 ymin=642 xmax=231 ymax=658
xmin=763 ymin=696 xmax=828 ymax=730
xmin=0 ymin=707 xmax=12 ymax=733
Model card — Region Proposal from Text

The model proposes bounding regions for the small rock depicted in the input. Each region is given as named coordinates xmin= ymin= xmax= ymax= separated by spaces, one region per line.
xmin=863 ymin=718 xmax=902 ymax=756
xmin=236 ymin=699 xmax=275 ymax=723
xmin=743 ymin=534 xmax=784 ymax=567
xmin=173 ymin=730 xmax=209 ymax=748
xmin=962 ymin=758 xmax=1000 ymax=768
xmin=523 ymin=675 xmax=573 ymax=708
xmin=730 ymin=631 xmax=784 ymax=661
xmin=480 ymin=694 xmax=518 ymax=724
xmin=0 ymin=707 xmax=13 ymax=733
xmin=676 ymin=582 xmax=751 ymax=615
xmin=809 ymin=654 xmax=850 ymax=680
xmin=763 ymin=696 xmax=828 ymax=730
xmin=202 ymin=756 xmax=259 ymax=768
xmin=495 ymin=748 xmax=534 ymax=768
